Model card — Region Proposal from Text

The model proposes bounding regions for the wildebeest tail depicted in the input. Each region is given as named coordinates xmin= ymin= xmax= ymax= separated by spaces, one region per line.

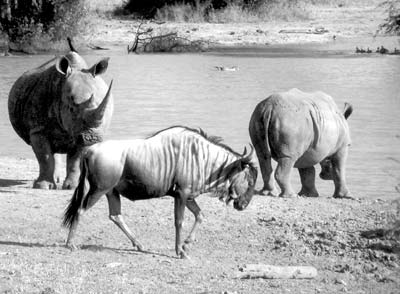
xmin=62 ymin=157 xmax=89 ymax=229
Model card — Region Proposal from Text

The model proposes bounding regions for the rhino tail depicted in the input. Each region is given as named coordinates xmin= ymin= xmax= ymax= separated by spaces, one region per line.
xmin=62 ymin=157 xmax=90 ymax=229
xmin=343 ymin=102 xmax=353 ymax=120
xmin=249 ymin=103 xmax=272 ymax=156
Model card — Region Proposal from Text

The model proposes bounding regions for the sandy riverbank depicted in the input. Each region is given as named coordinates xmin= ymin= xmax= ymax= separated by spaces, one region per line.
xmin=81 ymin=1 xmax=392 ymax=50
xmin=2 ymin=1 xmax=397 ymax=54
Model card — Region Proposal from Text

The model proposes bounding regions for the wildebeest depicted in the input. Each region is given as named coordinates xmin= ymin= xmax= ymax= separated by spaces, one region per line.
xmin=8 ymin=39 xmax=113 ymax=190
xmin=63 ymin=126 xmax=257 ymax=258
xmin=249 ymin=88 xmax=353 ymax=198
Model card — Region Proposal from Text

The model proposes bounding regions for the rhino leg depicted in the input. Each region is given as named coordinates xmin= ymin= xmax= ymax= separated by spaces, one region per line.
xmin=62 ymin=149 xmax=81 ymax=190
xmin=275 ymin=158 xmax=297 ymax=198
xmin=331 ymin=147 xmax=352 ymax=199
xmin=254 ymin=144 xmax=278 ymax=196
xmin=30 ymin=132 xmax=57 ymax=189
xmin=54 ymin=153 xmax=63 ymax=184
xmin=298 ymin=167 xmax=319 ymax=197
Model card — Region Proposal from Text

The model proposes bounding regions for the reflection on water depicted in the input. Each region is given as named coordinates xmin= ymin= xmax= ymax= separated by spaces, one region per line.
xmin=0 ymin=48 xmax=399 ymax=199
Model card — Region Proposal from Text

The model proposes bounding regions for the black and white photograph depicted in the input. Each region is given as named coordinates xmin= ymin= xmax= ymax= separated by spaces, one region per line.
xmin=0 ymin=0 xmax=399 ymax=293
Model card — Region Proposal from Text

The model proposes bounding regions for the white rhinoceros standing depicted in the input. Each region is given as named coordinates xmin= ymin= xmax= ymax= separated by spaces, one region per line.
xmin=8 ymin=42 xmax=114 ymax=190
xmin=249 ymin=88 xmax=353 ymax=198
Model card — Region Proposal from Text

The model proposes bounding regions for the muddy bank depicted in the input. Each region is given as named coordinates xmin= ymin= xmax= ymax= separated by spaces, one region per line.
xmin=81 ymin=2 xmax=392 ymax=51
xmin=2 ymin=1 xmax=397 ymax=55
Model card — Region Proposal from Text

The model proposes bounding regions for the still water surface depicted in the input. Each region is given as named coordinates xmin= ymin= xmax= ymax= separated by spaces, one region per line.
xmin=0 ymin=49 xmax=399 ymax=199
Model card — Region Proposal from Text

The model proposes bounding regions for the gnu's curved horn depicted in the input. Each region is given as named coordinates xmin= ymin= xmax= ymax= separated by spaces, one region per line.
xmin=241 ymin=146 xmax=247 ymax=157
xmin=243 ymin=144 xmax=254 ymax=162
xmin=83 ymin=80 xmax=113 ymax=124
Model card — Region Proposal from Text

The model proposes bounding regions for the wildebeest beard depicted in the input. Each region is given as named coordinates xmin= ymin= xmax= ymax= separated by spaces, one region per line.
xmin=206 ymin=159 xmax=241 ymax=204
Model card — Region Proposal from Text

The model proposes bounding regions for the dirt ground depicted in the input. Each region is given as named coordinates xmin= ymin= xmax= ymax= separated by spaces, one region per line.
xmin=0 ymin=157 xmax=399 ymax=293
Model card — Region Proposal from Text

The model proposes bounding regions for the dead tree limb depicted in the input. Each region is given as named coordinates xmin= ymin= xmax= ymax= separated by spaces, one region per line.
xmin=238 ymin=264 xmax=318 ymax=279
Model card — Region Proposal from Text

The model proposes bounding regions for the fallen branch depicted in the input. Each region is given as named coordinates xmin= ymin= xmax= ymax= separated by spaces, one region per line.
xmin=87 ymin=44 xmax=109 ymax=50
xmin=127 ymin=21 xmax=208 ymax=53
xmin=279 ymin=27 xmax=329 ymax=35
xmin=238 ymin=264 xmax=318 ymax=279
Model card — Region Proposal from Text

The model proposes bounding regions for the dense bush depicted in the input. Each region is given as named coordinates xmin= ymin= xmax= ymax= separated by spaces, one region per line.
xmin=379 ymin=0 xmax=400 ymax=35
xmin=0 ymin=0 xmax=87 ymax=43
xmin=123 ymin=0 xmax=305 ymax=21
xmin=123 ymin=0 xmax=240 ymax=17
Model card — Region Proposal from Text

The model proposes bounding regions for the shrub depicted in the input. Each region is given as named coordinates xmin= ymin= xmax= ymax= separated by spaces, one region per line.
xmin=0 ymin=0 xmax=88 ymax=44
xmin=378 ymin=0 xmax=400 ymax=35
xmin=154 ymin=0 xmax=309 ymax=23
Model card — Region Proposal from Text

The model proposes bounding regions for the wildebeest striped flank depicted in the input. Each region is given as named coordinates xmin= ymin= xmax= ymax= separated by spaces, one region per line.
xmin=63 ymin=126 xmax=257 ymax=258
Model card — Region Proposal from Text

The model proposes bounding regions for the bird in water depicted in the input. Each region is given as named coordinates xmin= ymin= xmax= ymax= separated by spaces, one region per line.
xmin=215 ymin=66 xmax=239 ymax=71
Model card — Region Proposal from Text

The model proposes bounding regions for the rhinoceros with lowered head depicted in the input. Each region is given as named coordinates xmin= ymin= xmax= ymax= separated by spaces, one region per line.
xmin=249 ymin=88 xmax=353 ymax=198
xmin=8 ymin=41 xmax=114 ymax=190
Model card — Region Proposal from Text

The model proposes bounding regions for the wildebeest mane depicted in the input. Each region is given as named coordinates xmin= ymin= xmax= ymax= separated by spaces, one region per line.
xmin=147 ymin=125 xmax=241 ymax=156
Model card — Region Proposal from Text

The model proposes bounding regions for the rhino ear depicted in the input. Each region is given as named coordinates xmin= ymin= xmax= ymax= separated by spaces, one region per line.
xmin=55 ymin=56 xmax=72 ymax=76
xmin=89 ymin=57 xmax=110 ymax=77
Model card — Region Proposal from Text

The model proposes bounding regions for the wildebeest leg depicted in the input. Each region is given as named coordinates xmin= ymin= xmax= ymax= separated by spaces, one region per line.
xmin=331 ymin=147 xmax=352 ymax=198
xmin=106 ymin=189 xmax=144 ymax=251
xmin=30 ymin=132 xmax=56 ymax=189
xmin=66 ymin=219 xmax=79 ymax=250
xmin=174 ymin=195 xmax=188 ymax=259
xmin=298 ymin=167 xmax=319 ymax=197
xmin=65 ymin=189 xmax=105 ymax=250
xmin=183 ymin=199 xmax=203 ymax=251
xmin=275 ymin=158 xmax=297 ymax=198
xmin=63 ymin=148 xmax=81 ymax=190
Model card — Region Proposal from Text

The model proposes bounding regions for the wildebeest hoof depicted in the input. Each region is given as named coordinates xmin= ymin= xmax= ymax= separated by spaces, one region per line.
xmin=66 ymin=242 xmax=78 ymax=251
xmin=182 ymin=243 xmax=191 ymax=252
xmin=179 ymin=250 xmax=190 ymax=259
xmin=134 ymin=242 xmax=144 ymax=252
xmin=33 ymin=179 xmax=56 ymax=190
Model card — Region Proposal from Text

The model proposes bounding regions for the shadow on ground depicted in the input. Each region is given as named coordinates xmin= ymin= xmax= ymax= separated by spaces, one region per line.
xmin=0 ymin=178 xmax=27 ymax=188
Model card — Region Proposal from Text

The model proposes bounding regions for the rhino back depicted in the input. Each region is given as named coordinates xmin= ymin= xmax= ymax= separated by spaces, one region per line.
xmin=258 ymin=89 xmax=350 ymax=165
xmin=8 ymin=65 xmax=64 ymax=145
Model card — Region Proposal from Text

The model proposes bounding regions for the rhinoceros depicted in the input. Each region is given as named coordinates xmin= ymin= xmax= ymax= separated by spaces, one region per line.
xmin=249 ymin=88 xmax=353 ymax=198
xmin=8 ymin=42 xmax=114 ymax=190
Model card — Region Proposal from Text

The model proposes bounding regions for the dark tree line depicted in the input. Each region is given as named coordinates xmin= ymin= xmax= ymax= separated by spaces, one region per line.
xmin=379 ymin=0 xmax=400 ymax=35
xmin=123 ymin=0 xmax=270 ymax=17
xmin=0 ymin=0 xmax=85 ymax=42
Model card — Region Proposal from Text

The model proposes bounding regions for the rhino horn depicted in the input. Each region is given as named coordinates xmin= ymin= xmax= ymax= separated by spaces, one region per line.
xmin=83 ymin=80 xmax=113 ymax=124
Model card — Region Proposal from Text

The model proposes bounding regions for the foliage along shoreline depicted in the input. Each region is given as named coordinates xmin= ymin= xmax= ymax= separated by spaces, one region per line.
xmin=0 ymin=0 xmax=399 ymax=54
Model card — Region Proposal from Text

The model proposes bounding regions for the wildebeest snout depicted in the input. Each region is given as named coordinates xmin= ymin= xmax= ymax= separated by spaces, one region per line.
xmin=233 ymin=199 xmax=247 ymax=211
xmin=319 ymin=159 xmax=333 ymax=180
